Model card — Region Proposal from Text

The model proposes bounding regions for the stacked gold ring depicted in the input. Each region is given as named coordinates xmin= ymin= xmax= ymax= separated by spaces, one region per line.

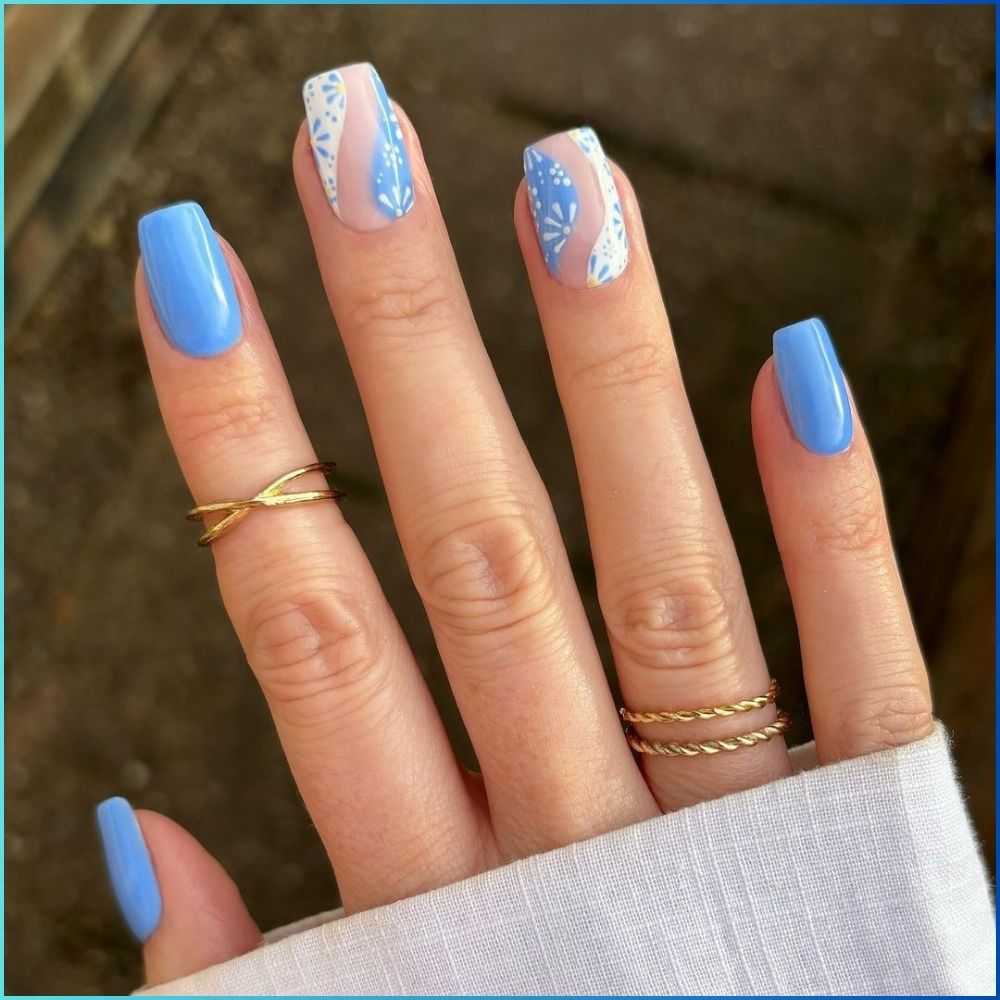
xmin=621 ymin=679 xmax=790 ymax=757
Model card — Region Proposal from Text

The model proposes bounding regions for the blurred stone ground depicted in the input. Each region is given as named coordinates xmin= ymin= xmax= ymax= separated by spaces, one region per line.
xmin=5 ymin=6 xmax=994 ymax=994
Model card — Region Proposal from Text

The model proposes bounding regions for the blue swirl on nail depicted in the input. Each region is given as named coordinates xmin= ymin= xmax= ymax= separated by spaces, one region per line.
xmin=369 ymin=67 xmax=414 ymax=220
xmin=524 ymin=146 xmax=579 ymax=276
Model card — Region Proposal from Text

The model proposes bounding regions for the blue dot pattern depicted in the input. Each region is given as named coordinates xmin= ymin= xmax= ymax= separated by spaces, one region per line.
xmin=303 ymin=70 xmax=347 ymax=210
xmin=523 ymin=147 xmax=579 ymax=277
xmin=369 ymin=67 xmax=414 ymax=220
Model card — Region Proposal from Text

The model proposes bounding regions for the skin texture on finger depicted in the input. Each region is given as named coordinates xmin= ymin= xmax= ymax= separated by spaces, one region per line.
xmin=135 ymin=810 xmax=261 ymax=987
xmin=293 ymin=103 xmax=657 ymax=857
xmin=752 ymin=354 xmax=934 ymax=762
xmin=135 ymin=232 xmax=489 ymax=912
xmin=515 ymin=158 xmax=792 ymax=813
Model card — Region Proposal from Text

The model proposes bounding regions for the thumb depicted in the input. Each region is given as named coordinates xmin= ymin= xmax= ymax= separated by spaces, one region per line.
xmin=96 ymin=797 xmax=261 ymax=987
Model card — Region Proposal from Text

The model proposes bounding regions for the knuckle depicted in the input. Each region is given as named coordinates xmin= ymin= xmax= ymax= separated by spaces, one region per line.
xmin=173 ymin=373 xmax=280 ymax=456
xmin=568 ymin=337 xmax=678 ymax=399
xmin=345 ymin=265 xmax=459 ymax=344
xmin=832 ymin=681 xmax=934 ymax=758
xmin=602 ymin=564 xmax=737 ymax=675
xmin=808 ymin=487 xmax=890 ymax=563
xmin=417 ymin=506 xmax=558 ymax=643
xmin=245 ymin=583 xmax=386 ymax=728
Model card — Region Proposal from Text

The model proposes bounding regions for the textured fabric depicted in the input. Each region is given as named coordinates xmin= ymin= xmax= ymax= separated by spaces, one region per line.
xmin=144 ymin=727 xmax=995 ymax=996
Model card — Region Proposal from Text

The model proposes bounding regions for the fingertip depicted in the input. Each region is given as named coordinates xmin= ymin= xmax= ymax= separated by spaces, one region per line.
xmin=513 ymin=177 xmax=540 ymax=265
xmin=293 ymin=117 xmax=330 ymax=227
xmin=295 ymin=86 xmax=440 ymax=250
xmin=516 ymin=151 xmax=657 ymax=311
xmin=134 ymin=202 xmax=243 ymax=358
xmin=292 ymin=117 xmax=315 ymax=186
xmin=390 ymin=100 xmax=426 ymax=165
xmin=134 ymin=218 xmax=270 ymax=381
xmin=214 ymin=234 xmax=268 ymax=324
xmin=752 ymin=354 xmax=777 ymax=397
xmin=771 ymin=317 xmax=854 ymax=457
xmin=512 ymin=176 xmax=529 ymax=221
xmin=389 ymin=100 xmax=440 ymax=215
xmin=750 ymin=355 xmax=794 ymax=455
xmin=135 ymin=809 xmax=261 ymax=987
xmin=608 ymin=159 xmax=640 ymax=219
xmin=750 ymin=355 xmax=774 ymax=413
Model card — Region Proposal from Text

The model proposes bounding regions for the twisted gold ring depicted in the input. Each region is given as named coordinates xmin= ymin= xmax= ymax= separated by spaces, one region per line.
xmin=625 ymin=711 xmax=792 ymax=757
xmin=620 ymin=679 xmax=779 ymax=724
xmin=187 ymin=461 xmax=345 ymax=546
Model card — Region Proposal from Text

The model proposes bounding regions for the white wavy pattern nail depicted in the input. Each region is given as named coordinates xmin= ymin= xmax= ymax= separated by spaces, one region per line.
xmin=303 ymin=62 xmax=414 ymax=232
xmin=523 ymin=127 xmax=627 ymax=289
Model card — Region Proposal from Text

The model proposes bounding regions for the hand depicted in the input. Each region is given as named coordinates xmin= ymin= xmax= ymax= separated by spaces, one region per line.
xmin=102 ymin=63 xmax=933 ymax=986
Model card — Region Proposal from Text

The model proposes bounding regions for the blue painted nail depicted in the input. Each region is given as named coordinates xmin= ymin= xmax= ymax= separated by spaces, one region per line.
xmin=773 ymin=317 xmax=853 ymax=456
xmin=96 ymin=797 xmax=162 ymax=942
xmin=138 ymin=201 xmax=241 ymax=357
xmin=303 ymin=62 xmax=414 ymax=231
xmin=523 ymin=127 xmax=628 ymax=289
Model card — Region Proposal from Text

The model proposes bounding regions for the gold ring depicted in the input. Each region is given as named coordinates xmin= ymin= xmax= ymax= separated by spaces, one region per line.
xmin=619 ymin=679 xmax=779 ymax=724
xmin=625 ymin=711 xmax=792 ymax=757
xmin=186 ymin=461 xmax=346 ymax=546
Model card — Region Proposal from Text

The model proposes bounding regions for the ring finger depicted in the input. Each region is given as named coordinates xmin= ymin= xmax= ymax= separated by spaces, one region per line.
xmin=516 ymin=130 xmax=792 ymax=811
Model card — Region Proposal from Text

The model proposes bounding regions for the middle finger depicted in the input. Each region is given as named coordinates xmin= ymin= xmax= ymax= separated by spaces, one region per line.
xmin=294 ymin=64 xmax=657 ymax=856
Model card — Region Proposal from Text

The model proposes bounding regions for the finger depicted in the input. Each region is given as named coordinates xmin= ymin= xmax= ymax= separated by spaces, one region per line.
xmin=752 ymin=319 xmax=934 ymax=762
xmin=135 ymin=202 xmax=484 ymax=910
xmin=516 ymin=130 xmax=792 ymax=812
xmin=296 ymin=64 xmax=657 ymax=855
xmin=138 ymin=810 xmax=259 ymax=986
xmin=96 ymin=797 xmax=260 ymax=986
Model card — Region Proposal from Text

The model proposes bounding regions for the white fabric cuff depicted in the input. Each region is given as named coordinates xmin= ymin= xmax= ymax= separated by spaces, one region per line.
xmin=143 ymin=725 xmax=995 ymax=995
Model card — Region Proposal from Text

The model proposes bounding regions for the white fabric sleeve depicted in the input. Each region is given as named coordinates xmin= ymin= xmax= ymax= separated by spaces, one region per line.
xmin=142 ymin=725 xmax=995 ymax=996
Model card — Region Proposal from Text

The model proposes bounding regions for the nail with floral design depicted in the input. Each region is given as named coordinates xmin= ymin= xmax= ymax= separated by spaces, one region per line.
xmin=302 ymin=62 xmax=414 ymax=232
xmin=523 ymin=127 xmax=627 ymax=289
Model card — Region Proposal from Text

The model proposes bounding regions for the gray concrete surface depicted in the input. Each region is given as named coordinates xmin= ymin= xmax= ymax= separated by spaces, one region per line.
xmin=6 ymin=6 xmax=994 ymax=994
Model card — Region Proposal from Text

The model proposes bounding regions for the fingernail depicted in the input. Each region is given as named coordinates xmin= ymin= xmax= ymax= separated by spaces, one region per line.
xmin=523 ymin=127 xmax=628 ymax=289
xmin=96 ymin=797 xmax=162 ymax=942
xmin=773 ymin=317 xmax=853 ymax=455
xmin=303 ymin=62 xmax=414 ymax=231
xmin=138 ymin=201 xmax=241 ymax=357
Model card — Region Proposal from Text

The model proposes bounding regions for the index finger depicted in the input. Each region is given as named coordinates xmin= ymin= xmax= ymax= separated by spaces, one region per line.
xmin=134 ymin=203 xmax=480 ymax=909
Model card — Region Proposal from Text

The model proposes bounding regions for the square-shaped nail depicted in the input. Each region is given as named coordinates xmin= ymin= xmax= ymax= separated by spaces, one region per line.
xmin=523 ymin=127 xmax=628 ymax=289
xmin=303 ymin=62 xmax=414 ymax=231
xmin=138 ymin=201 xmax=241 ymax=357
xmin=773 ymin=317 xmax=853 ymax=456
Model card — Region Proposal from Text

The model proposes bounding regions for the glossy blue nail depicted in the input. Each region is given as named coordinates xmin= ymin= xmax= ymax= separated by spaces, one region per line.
xmin=138 ymin=201 xmax=241 ymax=357
xmin=773 ymin=317 xmax=853 ymax=456
xmin=303 ymin=62 xmax=414 ymax=231
xmin=96 ymin=797 xmax=162 ymax=942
